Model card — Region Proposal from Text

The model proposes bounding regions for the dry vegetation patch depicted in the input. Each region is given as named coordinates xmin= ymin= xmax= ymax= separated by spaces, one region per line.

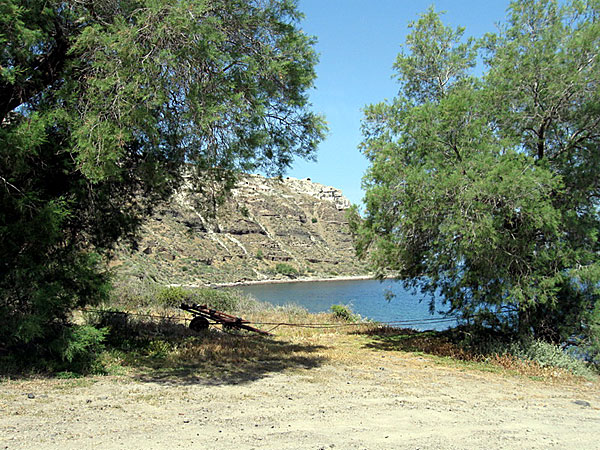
xmin=78 ymin=303 xmax=598 ymax=386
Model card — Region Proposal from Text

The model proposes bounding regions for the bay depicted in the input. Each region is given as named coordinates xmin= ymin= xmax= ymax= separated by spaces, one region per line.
xmin=235 ymin=278 xmax=457 ymax=331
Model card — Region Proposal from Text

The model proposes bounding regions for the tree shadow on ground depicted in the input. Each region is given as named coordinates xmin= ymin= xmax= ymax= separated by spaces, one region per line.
xmin=99 ymin=313 xmax=329 ymax=386
xmin=351 ymin=326 xmax=470 ymax=359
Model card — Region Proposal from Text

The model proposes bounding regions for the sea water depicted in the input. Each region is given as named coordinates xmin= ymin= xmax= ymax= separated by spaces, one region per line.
xmin=235 ymin=278 xmax=457 ymax=331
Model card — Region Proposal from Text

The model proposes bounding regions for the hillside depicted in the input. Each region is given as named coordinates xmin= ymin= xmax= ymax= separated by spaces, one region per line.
xmin=113 ymin=174 xmax=367 ymax=285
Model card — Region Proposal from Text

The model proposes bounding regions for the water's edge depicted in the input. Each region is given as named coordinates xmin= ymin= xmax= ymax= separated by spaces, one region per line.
xmin=168 ymin=274 xmax=379 ymax=289
xmin=234 ymin=278 xmax=457 ymax=331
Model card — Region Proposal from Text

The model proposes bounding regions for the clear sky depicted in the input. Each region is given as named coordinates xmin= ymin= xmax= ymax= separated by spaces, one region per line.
xmin=286 ymin=0 xmax=512 ymax=205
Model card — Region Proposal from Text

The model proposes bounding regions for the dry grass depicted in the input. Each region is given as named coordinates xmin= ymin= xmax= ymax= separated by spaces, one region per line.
xmin=85 ymin=306 xmax=596 ymax=386
xmin=353 ymin=325 xmax=595 ymax=382
xmin=483 ymin=353 xmax=578 ymax=382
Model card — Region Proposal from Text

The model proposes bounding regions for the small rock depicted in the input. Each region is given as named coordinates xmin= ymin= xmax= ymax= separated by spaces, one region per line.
xmin=26 ymin=393 xmax=35 ymax=399
xmin=573 ymin=400 xmax=591 ymax=407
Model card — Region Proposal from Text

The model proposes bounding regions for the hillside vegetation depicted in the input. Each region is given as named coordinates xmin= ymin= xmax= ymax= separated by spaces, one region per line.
xmin=113 ymin=174 xmax=367 ymax=286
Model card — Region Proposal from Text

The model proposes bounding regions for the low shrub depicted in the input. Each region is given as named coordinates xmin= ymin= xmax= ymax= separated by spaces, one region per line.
xmin=108 ymin=276 xmax=160 ymax=308
xmin=331 ymin=304 xmax=360 ymax=322
xmin=0 ymin=324 xmax=108 ymax=376
xmin=156 ymin=286 xmax=261 ymax=314
xmin=192 ymin=288 xmax=244 ymax=312
xmin=156 ymin=286 xmax=192 ymax=307
xmin=507 ymin=339 xmax=597 ymax=378
xmin=274 ymin=263 xmax=299 ymax=277
xmin=454 ymin=327 xmax=597 ymax=378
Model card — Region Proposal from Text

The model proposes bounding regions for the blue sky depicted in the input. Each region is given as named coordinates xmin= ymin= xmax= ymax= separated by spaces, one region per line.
xmin=287 ymin=0 xmax=512 ymax=205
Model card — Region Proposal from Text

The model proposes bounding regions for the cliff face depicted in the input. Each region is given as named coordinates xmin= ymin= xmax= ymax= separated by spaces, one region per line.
xmin=113 ymin=174 xmax=366 ymax=285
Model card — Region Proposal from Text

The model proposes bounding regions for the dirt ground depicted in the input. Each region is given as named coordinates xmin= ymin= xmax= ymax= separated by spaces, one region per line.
xmin=1 ymin=334 xmax=599 ymax=450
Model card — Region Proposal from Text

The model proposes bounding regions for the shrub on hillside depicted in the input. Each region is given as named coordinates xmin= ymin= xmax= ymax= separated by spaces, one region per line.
xmin=274 ymin=263 xmax=299 ymax=277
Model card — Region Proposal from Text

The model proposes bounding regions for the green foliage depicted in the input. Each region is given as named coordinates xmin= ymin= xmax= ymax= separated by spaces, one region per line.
xmin=154 ymin=285 xmax=252 ymax=313
xmin=1 ymin=0 xmax=325 ymax=369
xmin=0 ymin=324 xmax=108 ymax=376
xmin=86 ymin=309 xmax=191 ymax=363
xmin=155 ymin=286 xmax=193 ymax=308
xmin=311 ymin=217 xmax=318 ymax=223
xmin=52 ymin=325 xmax=108 ymax=364
xmin=274 ymin=263 xmax=300 ymax=277
xmin=510 ymin=340 xmax=597 ymax=378
xmin=190 ymin=288 xmax=248 ymax=313
xmin=107 ymin=276 xmax=161 ymax=309
xmin=578 ymin=301 xmax=600 ymax=365
xmin=355 ymin=1 xmax=600 ymax=347
xmin=464 ymin=333 xmax=598 ymax=378
xmin=330 ymin=304 xmax=360 ymax=322
xmin=256 ymin=249 xmax=264 ymax=260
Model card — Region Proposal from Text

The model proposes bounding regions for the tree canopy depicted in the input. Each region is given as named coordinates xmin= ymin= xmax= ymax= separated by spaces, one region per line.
xmin=354 ymin=0 xmax=600 ymax=353
xmin=0 ymin=0 xmax=325 ymax=366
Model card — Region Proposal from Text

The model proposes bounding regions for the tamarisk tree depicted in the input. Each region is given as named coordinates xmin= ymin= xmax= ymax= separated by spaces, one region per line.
xmin=354 ymin=0 xmax=600 ymax=352
xmin=0 ymin=0 xmax=325 ymax=366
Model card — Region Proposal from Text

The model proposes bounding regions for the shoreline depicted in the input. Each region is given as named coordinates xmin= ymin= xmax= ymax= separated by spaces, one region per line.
xmin=213 ymin=274 xmax=377 ymax=288
xmin=168 ymin=274 xmax=380 ymax=289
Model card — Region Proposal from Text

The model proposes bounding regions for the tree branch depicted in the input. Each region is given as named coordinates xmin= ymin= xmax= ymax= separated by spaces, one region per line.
xmin=0 ymin=20 xmax=70 ymax=122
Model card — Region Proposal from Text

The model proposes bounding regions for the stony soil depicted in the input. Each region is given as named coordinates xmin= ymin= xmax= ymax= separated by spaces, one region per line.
xmin=2 ymin=344 xmax=599 ymax=449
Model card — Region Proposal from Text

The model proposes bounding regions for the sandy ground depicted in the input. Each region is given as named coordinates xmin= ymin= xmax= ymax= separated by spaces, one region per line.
xmin=1 ymin=346 xmax=599 ymax=450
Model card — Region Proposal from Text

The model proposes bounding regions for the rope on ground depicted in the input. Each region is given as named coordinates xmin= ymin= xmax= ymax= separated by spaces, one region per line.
xmin=83 ymin=308 xmax=186 ymax=322
xmin=82 ymin=308 xmax=460 ymax=331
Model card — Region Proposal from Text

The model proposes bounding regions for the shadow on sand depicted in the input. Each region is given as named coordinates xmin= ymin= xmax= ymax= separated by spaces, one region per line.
xmin=350 ymin=326 xmax=465 ymax=358
xmin=98 ymin=313 xmax=329 ymax=386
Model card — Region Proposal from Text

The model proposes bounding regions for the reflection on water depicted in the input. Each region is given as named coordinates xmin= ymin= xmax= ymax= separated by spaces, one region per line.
xmin=235 ymin=279 xmax=457 ymax=331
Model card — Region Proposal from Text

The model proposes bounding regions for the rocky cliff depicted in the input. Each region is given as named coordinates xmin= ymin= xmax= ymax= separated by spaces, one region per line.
xmin=113 ymin=174 xmax=366 ymax=285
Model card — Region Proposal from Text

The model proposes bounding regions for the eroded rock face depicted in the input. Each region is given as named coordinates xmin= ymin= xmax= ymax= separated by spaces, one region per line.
xmin=114 ymin=174 xmax=365 ymax=285
xmin=281 ymin=177 xmax=351 ymax=211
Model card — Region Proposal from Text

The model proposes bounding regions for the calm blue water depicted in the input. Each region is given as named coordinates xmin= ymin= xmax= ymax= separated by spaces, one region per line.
xmin=235 ymin=279 xmax=458 ymax=331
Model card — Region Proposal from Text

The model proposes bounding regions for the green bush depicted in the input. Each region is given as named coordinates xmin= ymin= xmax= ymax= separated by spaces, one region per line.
xmin=331 ymin=304 xmax=360 ymax=322
xmin=109 ymin=276 xmax=161 ymax=308
xmin=0 ymin=324 xmax=108 ymax=376
xmin=156 ymin=286 xmax=192 ymax=308
xmin=0 ymin=250 xmax=111 ymax=375
xmin=192 ymin=288 xmax=243 ymax=312
xmin=458 ymin=328 xmax=597 ymax=378
xmin=274 ymin=263 xmax=299 ymax=277
xmin=155 ymin=286 xmax=259 ymax=313
xmin=508 ymin=339 xmax=597 ymax=378
xmin=311 ymin=217 xmax=318 ymax=223
xmin=582 ymin=302 xmax=600 ymax=366
xmin=109 ymin=278 xmax=263 ymax=314
xmin=52 ymin=325 xmax=108 ymax=364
